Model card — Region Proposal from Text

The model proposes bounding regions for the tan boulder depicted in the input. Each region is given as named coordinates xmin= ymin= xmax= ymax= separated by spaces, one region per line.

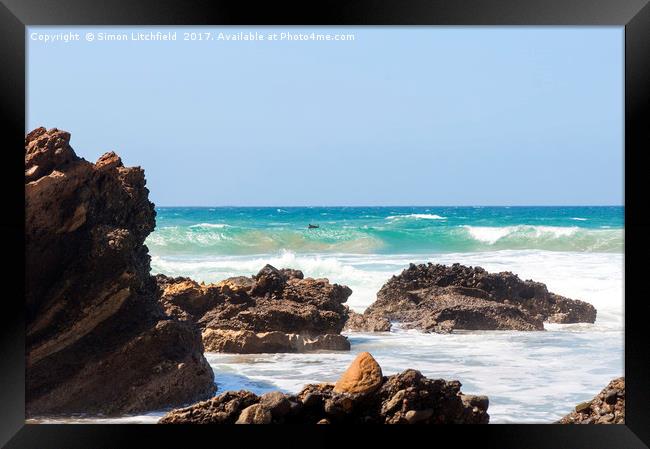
xmin=333 ymin=352 xmax=383 ymax=395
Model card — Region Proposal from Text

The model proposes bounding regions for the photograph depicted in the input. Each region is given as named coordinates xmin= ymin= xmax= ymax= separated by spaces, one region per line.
xmin=22 ymin=25 xmax=627 ymax=426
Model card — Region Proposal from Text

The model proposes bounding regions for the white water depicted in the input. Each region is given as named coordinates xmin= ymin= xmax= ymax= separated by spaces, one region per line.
xmin=385 ymin=213 xmax=447 ymax=220
xmin=33 ymin=249 xmax=623 ymax=424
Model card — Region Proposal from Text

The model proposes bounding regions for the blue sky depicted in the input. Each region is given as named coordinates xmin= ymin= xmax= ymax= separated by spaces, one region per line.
xmin=27 ymin=27 xmax=623 ymax=206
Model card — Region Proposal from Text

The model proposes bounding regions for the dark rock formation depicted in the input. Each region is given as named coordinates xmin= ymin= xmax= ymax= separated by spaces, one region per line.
xmin=159 ymin=352 xmax=489 ymax=424
xmin=157 ymin=264 xmax=352 ymax=353
xmin=558 ymin=377 xmax=625 ymax=424
xmin=357 ymin=263 xmax=596 ymax=333
xmin=25 ymin=127 xmax=216 ymax=416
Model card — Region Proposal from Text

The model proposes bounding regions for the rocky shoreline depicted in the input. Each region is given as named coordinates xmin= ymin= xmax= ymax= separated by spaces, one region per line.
xmin=25 ymin=127 xmax=616 ymax=424
xmin=159 ymin=352 xmax=490 ymax=424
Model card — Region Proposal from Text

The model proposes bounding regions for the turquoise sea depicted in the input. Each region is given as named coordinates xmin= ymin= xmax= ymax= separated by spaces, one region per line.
xmin=147 ymin=206 xmax=623 ymax=255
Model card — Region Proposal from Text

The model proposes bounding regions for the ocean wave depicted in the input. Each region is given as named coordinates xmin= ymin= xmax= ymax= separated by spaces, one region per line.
xmin=386 ymin=214 xmax=446 ymax=220
xmin=461 ymin=225 xmax=579 ymax=244
xmin=145 ymin=222 xmax=623 ymax=255
xmin=570 ymin=217 xmax=588 ymax=221
xmin=188 ymin=223 xmax=230 ymax=229
xmin=459 ymin=225 xmax=621 ymax=251
xmin=147 ymin=226 xmax=385 ymax=255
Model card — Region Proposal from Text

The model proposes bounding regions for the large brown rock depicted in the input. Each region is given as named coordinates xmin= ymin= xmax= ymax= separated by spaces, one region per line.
xmin=159 ymin=353 xmax=489 ymax=424
xmin=156 ymin=264 xmax=352 ymax=353
xmin=557 ymin=377 xmax=625 ymax=424
xmin=25 ymin=128 xmax=216 ymax=416
xmin=358 ymin=263 xmax=596 ymax=333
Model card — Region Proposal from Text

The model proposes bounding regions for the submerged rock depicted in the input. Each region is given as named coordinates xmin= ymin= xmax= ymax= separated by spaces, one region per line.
xmin=25 ymin=128 xmax=215 ymax=416
xmin=557 ymin=377 xmax=625 ymax=424
xmin=157 ymin=264 xmax=352 ymax=353
xmin=357 ymin=263 xmax=596 ymax=333
xmin=159 ymin=352 xmax=489 ymax=424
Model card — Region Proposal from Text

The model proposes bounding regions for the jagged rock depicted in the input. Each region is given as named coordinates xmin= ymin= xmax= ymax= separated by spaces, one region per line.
xmin=557 ymin=377 xmax=625 ymax=424
xmin=159 ymin=353 xmax=489 ymax=424
xmin=25 ymin=128 xmax=215 ymax=416
xmin=358 ymin=263 xmax=596 ymax=333
xmin=157 ymin=264 xmax=352 ymax=353
xmin=333 ymin=352 xmax=383 ymax=395
xmin=344 ymin=311 xmax=392 ymax=332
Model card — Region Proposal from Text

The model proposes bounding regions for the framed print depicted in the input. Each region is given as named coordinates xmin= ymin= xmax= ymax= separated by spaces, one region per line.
xmin=2 ymin=0 xmax=649 ymax=447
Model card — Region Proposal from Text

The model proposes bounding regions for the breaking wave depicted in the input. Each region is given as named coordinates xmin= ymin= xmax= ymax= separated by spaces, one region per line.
xmin=189 ymin=223 xmax=230 ymax=229
xmin=458 ymin=225 xmax=621 ymax=252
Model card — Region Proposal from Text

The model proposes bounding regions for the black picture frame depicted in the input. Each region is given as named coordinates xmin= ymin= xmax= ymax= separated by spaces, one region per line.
xmin=2 ymin=0 xmax=648 ymax=447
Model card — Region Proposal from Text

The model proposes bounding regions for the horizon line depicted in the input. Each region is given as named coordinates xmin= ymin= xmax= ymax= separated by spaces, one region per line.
xmin=153 ymin=204 xmax=625 ymax=208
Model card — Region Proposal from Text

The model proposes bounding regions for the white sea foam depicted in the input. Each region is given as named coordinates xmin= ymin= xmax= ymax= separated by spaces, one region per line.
xmin=570 ymin=217 xmax=588 ymax=221
xmin=461 ymin=225 xmax=514 ymax=244
xmin=386 ymin=213 xmax=446 ymax=220
xmin=27 ymin=412 xmax=164 ymax=424
xmin=189 ymin=223 xmax=230 ymax=229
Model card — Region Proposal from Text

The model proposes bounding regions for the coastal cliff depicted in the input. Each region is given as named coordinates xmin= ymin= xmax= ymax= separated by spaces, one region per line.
xmin=25 ymin=127 xmax=216 ymax=415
